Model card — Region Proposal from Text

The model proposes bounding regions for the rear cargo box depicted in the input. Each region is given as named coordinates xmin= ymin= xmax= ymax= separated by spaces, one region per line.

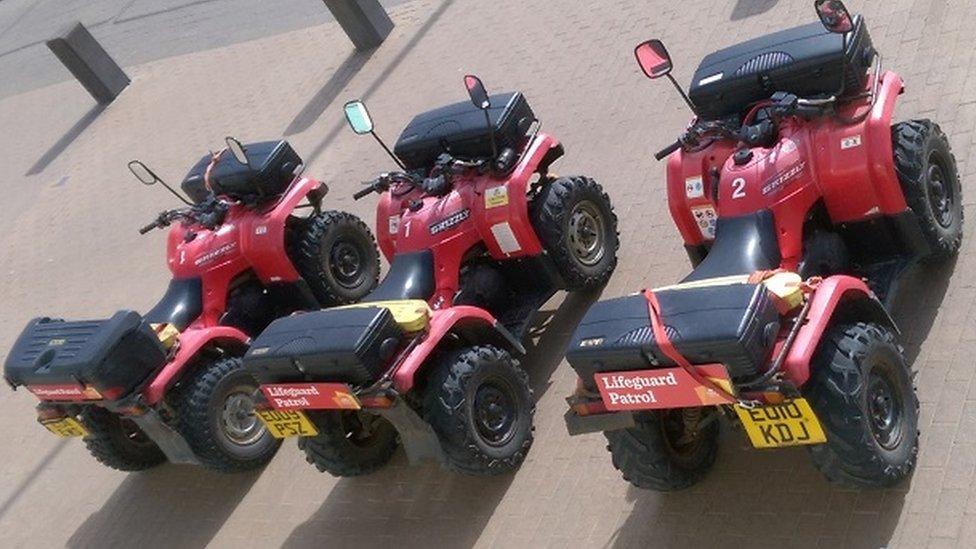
xmin=181 ymin=140 xmax=303 ymax=203
xmin=3 ymin=311 xmax=167 ymax=399
xmin=566 ymin=284 xmax=780 ymax=388
xmin=393 ymin=92 xmax=536 ymax=170
xmin=243 ymin=307 xmax=404 ymax=385
xmin=689 ymin=20 xmax=874 ymax=120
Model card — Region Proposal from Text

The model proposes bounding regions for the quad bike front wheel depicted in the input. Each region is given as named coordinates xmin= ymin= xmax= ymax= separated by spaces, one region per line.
xmin=604 ymin=407 xmax=719 ymax=491
xmin=81 ymin=406 xmax=166 ymax=472
xmin=892 ymin=120 xmax=963 ymax=262
xmin=424 ymin=345 xmax=534 ymax=475
xmin=531 ymin=176 xmax=619 ymax=291
xmin=804 ymin=322 xmax=919 ymax=487
xmin=174 ymin=357 xmax=281 ymax=473
xmin=299 ymin=410 xmax=399 ymax=477
xmin=289 ymin=210 xmax=380 ymax=306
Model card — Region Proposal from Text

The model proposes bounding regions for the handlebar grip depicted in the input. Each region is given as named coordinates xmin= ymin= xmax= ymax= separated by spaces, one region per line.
xmin=353 ymin=186 xmax=374 ymax=200
xmin=138 ymin=222 xmax=157 ymax=235
xmin=655 ymin=140 xmax=682 ymax=161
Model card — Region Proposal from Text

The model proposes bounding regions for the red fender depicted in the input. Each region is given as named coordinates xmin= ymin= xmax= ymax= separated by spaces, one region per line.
xmin=142 ymin=325 xmax=249 ymax=405
xmin=783 ymin=275 xmax=895 ymax=386
xmin=391 ymin=306 xmax=521 ymax=393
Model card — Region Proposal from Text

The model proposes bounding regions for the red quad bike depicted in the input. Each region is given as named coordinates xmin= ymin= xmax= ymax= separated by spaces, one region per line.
xmin=3 ymin=138 xmax=380 ymax=473
xmin=242 ymin=75 xmax=619 ymax=476
xmin=563 ymin=0 xmax=963 ymax=490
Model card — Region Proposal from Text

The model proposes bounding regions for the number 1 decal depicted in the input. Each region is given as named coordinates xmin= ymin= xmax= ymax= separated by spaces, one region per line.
xmin=731 ymin=178 xmax=746 ymax=199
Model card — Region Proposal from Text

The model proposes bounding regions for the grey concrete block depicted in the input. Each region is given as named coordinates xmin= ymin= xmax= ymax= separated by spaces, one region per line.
xmin=323 ymin=0 xmax=394 ymax=51
xmin=46 ymin=22 xmax=130 ymax=104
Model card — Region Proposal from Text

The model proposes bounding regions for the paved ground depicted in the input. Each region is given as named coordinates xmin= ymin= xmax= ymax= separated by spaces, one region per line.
xmin=0 ymin=0 xmax=975 ymax=547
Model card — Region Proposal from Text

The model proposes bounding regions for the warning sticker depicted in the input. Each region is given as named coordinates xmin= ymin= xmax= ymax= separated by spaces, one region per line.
xmin=490 ymin=222 xmax=521 ymax=254
xmin=691 ymin=205 xmax=717 ymax=240
xmin=685 ymin=176 xmax=704 ymax=199
xmin=484 ymin=186 xmax=509 ymax=208
xmin=388 ymin=215 xmax=399 ymax=235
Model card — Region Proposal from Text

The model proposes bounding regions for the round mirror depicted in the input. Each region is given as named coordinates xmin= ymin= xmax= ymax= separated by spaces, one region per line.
xmin=128 ymin=160 xmax=159 ymax=186
xmin=343 ymin=100 xmax=374 ymax=135
xmin=815 ymin=0 xmax=854 ymax=34
xmin=464 ymin=74 xmax=491 ymax=110
xmin=635 ymin=40 xmax=673 ymax=79
xmin=225 ymin=137 xmax=248 ymax=165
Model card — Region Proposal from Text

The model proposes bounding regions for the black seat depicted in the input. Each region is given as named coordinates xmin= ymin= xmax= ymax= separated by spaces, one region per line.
xmin=144 ymin=278 xmax=203 ymax=331
xmin=365 ymin=251 xmax=436 ymax=302
xmin=683 ymin=210 xmax=781 ymax=282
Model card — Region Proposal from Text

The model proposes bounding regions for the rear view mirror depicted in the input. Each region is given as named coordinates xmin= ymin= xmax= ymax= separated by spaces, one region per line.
xmin=128 ymin=160 xmax=160 ymax=186
xmin=344 ymin=100 xmax=374 ymax=135
xmin=815 ymin=0 xmax=854 ymax=34
xmin=635 ymin=40 xmax=673 ymax=79
xmin=225 ymin=137 xmax=248 ymax=165
xmin=464 ymin=74 xmax=490 ymax=110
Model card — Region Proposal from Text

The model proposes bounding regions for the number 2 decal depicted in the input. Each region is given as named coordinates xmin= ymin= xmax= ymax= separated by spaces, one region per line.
xmin=731 ymin=178 xmax=746 ymax=199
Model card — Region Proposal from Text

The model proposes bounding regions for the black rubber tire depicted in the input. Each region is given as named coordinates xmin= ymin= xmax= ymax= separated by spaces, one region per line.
xmin=804 ymin=322 xmax=919 ymax=487
xmin=604 ymin=409 xmax=719 ymax=491
xmin=299 ymin=410 xmax=399 ymax=477
xmin=289 ymin=210 xmax=380 ymax=306
xmin=174 ymin=357 xmax=281 ymax=473
xmin=530 ymin=176 xmax=618 ymax=291
xmin=424 ymin=345 xmax=534 ymax=475
xmin=892 ymin=120 xmax=963 ymax=262
xmin=81 ymin=406 xmax=166 ymax=472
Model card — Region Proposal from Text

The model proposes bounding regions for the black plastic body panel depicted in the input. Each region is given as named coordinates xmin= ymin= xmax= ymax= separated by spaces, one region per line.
xmin=366 ymin=251 xmax=436 ymax=302
xmin=181 ymin=140 xmax=303 ymax=202
xmin=145 ymin=278 xmax=203 ymax=331
xmin=566 ymin=284 xmax=780 ymax=388
xmin=243 ymin=307 xmax=404 ymax=385
xmin=683 ymin=211 xmax=781 ymax=282
xmin=689 ymin=20 xmax=874 ymax=119
xmin=394 ymin=92 xmax=536 ymax=169
xmin=3 ymin=311 xmax=167 ymax=398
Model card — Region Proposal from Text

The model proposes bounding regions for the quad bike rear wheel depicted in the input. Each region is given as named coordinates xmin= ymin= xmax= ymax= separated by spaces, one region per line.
xmin=299 ymin=410 xmax=399 ymax=476
xmin=424 ymin=345 xmax=534 ymax=475
xmin=81 ymin=406 xmax=166 ymax=472
xmin=289 ymin=210 xmax=380 ymax=306
xmin=174 ymin=357 xmax=281 ymax=473
xmin=892 ymin=120 xmax=963 ymax=262
xmin=804 ymin=322 xmax=919 ymax=487
xmin=604 ymin=408 xmax=719 ymax=491
xmin=531 ymin=176 xmax=618 ymax=291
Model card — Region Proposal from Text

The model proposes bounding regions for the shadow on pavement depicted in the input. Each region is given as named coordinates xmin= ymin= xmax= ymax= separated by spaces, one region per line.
xmin=889 ymin=256 xmax=957 ymax=364
xmin=25 ymin=103 xmax=105 ymax=176
xmin=523 ymin=289 xmax=601 ymax=400
xmin=730 ymin=0 xmax=781 ymax=21
xmin=0 ymin=440 xmax=68 ymax=522
xmin=302 ymin=0 xmax=456 ymax=165
xmin=284 ymin=48 xmax=377 ymax=136
xmin=67 ymin=465 xmax=260 ymax=549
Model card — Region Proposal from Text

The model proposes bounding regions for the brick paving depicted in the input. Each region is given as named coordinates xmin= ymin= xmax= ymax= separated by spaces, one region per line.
xmin=0 ymin=0 xmax=975 ymax=547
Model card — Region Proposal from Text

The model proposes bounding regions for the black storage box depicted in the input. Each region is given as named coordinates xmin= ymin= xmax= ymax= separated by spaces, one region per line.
xmin=3 ymin=311 xmax=167 ymax=398
xmin=394 ymin=92 xmax=536 ymax=170
xmin=566 ymin=284 xmax=780 ymax=388
xmin=689 ymin=19 xmax=874 ymax=120
xmin=181 ymin=140 xmax=303 ymax=203
xmin=243 ymin=307 xmax=404 ymax=385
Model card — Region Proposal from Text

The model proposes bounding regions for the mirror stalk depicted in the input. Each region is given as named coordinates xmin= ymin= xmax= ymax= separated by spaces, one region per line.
xmin=371 ymin=131 xmax=406 ymax=170
xmin=482 ymin=109 xmax=498 ymax=163
xmin=666 ymin=73 xmax=699 ymax=116
xmin=160 ymin=182 xmax=194 ymax=206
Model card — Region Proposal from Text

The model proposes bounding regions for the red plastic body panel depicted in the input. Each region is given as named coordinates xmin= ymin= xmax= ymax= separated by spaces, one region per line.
xmin=139 ymin=177 xmax=322 ymax=404
xmin=666 ymin=71 xmax=908 ymax=269
xmin=375 ymin=133 xmax=558 ymax=307
xmin=782 ymin=275 xmax=878 ymax=386
xmin=391 ymin=306 xmax=499 ymax=393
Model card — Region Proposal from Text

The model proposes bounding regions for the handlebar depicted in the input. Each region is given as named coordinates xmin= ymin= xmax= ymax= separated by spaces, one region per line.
xmin=353 ymin=186 xmax=375 ymax=200
xmin=139 ymin=221 xmax=158 ymax=235
xmin=655 ymin=140 xmax=683 ymax=161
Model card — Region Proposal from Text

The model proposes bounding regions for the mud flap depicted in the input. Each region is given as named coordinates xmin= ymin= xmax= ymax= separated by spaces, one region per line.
xmin=564 ymin=408 xmax=636 ymax=436
xmin=374 ymin=399 xmax=446 ymax=466
xmin=130 ymin=408 xmax=200 ymax=465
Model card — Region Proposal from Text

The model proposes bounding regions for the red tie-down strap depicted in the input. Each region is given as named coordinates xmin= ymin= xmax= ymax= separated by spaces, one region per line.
xmin=642 ymin=289 xmax=738 ymax=405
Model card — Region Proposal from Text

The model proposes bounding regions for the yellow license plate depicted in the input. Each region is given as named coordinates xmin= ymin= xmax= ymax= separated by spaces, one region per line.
xmin=256 ymin=409 xmax=319 ymax=439
xmin=735 ymin=398 xmax=826 ymax=448
xmin=41 ymin=417 xmax=89 ymax=438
